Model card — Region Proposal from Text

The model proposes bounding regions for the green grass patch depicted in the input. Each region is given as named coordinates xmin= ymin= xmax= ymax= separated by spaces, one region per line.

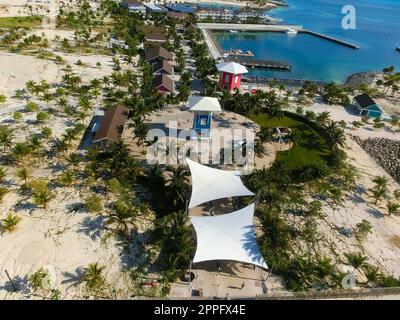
xmin=251 ymin=113 xmax=333 ymax=169
xmin=0 ymin=16 xmax=42 ymax=28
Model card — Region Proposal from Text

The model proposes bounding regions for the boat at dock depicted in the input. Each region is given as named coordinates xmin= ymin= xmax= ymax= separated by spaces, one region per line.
xmin=225 ymin=49 xmax=254 ymax=57
xmin=229 ymin=29 xmax=239 ymax=33
xmin=286 ymin=28 xmax=298 ymax=34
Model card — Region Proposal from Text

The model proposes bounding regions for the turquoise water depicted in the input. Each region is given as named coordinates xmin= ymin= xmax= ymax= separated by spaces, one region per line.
xmin=213 ymin=0 xmax=400 ymax=82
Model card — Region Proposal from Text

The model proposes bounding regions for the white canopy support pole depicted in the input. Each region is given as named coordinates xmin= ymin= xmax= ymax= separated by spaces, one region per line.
xmin=188 ymin=260 xmax=192 ymax=296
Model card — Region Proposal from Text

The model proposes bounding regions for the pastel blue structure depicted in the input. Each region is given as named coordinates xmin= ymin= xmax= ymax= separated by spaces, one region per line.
xmin=352 ymin=93 xmax=382 ymax=118
xmin=188 ymin=96 xmax=222 ymax=140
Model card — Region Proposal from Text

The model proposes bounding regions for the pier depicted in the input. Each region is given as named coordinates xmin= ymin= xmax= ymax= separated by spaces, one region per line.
xmin=243 ymin=75 xmax=327 ymax=87
xmin=198 ymin=23 xmax=360 ymax=50
xmin=226 ymin=58 xmax=291 ymax=70
xmin=302 ymin=30 xmax=360 ymax=49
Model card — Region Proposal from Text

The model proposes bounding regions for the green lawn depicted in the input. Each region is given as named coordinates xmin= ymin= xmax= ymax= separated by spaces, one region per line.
xmin=251 ymin=113 xmax=333 ymax=169
xmin=0 ymin=16 xmax=42 ymax=28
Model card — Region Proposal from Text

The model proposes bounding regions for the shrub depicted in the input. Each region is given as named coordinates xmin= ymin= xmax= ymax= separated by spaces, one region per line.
xmin=41 ymin=127 xmax=52 ymax=139
xmin=13 ymin=111 xmax=23 ymax=122
xmin=26 ymin=101 xmax=39 ymax=112
xmin=84 ymin=195 xmax=103 ymax=213
xmin=36 ymin=111 xmax=49 ymax=123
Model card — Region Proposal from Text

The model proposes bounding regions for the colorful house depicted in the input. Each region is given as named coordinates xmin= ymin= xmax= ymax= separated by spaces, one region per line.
xmin=216 ymin=62 xmax=248 ymax=91
xmin=153 ymin=74 xmax=174 ymax=94
xmin=352 ymin=93 xmax=383 ymax=118
xmin=188 ymin=96 xmax=222 ymax=140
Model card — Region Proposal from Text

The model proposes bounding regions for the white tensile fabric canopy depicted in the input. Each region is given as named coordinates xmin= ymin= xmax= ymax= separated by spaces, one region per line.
xmin=216 ymin=62 xmax=248 ymax=75
xmin=190 ymin=204 xmax=268 ymax=269
xmin=188 ymin=96 xmax=222 ymax=112
xmin=186 ymin=158 xmax=254 ymax=209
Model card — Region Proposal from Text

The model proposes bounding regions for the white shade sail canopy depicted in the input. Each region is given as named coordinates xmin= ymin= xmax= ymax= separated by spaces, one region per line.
xmin=186 ymin=158 xmax=254 ymax=209
xmin=190 ymin=204 xmax=268 ymax=269
xmin=188 ymin=96 xmax=222 ymax=112
xmin=216 ymin=62 xmax=248 ymax=75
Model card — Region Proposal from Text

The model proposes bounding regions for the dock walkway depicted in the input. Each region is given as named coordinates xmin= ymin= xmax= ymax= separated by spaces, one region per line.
xmin=198 ymin=23 xmax=360 ymax=50
xmin=227 ymin=58 xmax=291 ymax=70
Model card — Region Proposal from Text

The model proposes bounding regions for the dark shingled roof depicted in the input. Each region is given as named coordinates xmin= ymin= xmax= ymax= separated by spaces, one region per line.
xmin=152 ymin=59 xmax=173 ymax=74
xmin=93 ymin=105 xmax=129 ymax=143
xmin=144 ymin=46 xmax=173 ymax=62
xmin=153 ymin=74 xmax=174 ymax=92
xmin=354 ymin=93 xmax=377 ymax=109
xmin=145 ymin=32 xmax=167 ymax=42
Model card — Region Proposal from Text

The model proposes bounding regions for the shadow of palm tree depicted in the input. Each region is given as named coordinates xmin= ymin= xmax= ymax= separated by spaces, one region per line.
xmin=0 ymin=274 xmax=29 ymax=293
xmin=77 ymin=216 xmax=106 ymax=240
xmin=61 ymin=267 xmax=84 ymax=289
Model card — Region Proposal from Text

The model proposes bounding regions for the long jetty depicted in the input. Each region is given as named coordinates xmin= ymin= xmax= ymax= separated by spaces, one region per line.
xmin=198 ymin=23 xmax=360 ymax=50
xmin=242 ymin=75 xmax=327 ymax=87
xmin=226 ymin=58 xmax=291 ymax=70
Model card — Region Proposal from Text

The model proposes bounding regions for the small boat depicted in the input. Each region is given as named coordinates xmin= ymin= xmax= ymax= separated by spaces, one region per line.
xmin=286 ymin=28 xmax=298 ymax=34
xmin=229 ymin=29 xmax=239 ymax=33
xmin=396 ymin=46 xmax=400 ymax=52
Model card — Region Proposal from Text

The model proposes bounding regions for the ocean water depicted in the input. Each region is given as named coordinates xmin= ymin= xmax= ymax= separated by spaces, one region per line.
xmin=213 ymin=0 xmax=400 ymax=82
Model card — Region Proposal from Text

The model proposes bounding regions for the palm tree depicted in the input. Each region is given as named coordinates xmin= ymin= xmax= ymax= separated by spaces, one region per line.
xmin=371 ymin=176 xmax=388 ymax=192
xmin=31 ymin=180 xmax=54 ymax=209
xmin=324 ymin=121 xmax=346 ymax=150
xmin=0 ymin=125 xmax=14 ymax=151
xmin=66 ymin=153 xmax=80 ymax=169
xmin=166 ymin=165 xmax=190 ymax=211
xmin=129 ymin=117 xmax=149 ymax=149
xmin=0 ymin=166 xmax=6 ymax=182
xmin=387 ymin=202 xmax=400 ymax=216
xmin=58 ymin=170 xmax=75 ymax=186
xmin=16 ymin=167 xmax=31 ymax=185
xmin=0 ymin=186 xmax=9 ymax=203
xmin=0 ymin=213 xmax=21 ymax=233
xmin=344 ymin=252 xmax=368 ymax=271
xmin=82 ymin=263 xmax=105 ymax=291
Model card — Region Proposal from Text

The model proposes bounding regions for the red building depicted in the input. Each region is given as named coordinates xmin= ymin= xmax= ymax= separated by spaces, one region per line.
xmin=216 ymin=62 xmax=248 ymax=91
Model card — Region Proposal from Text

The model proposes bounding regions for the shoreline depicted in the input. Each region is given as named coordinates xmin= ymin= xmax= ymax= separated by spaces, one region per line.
xmin=173 ymin=0 xmax=284 ymax=10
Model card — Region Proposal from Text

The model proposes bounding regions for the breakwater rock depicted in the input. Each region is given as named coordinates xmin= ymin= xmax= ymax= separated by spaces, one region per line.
xmin=351 ymin=135 xmax=400 ymax=184
xmin=345 ymin=72 xmax=378 ymax=89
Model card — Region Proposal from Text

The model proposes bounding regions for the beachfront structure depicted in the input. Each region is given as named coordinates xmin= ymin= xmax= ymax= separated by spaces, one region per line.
xmin=195 ymin=9 xmax=234 ymax=21
xmin=352 ymin=93 xmax=382 ymax=118
xmin=152 ymin=59 xmax=174 ymax=75
xmin=120 ymin=0 xmax=146 ymax=15
xmin=143 ymin=2 xmax=168 ymax=14
xmin=185 ymin=159 xmax=266 ymax=268
xmin=216 ymin=62 xmax=248 ymax=91
xmin=190 ymin=204 xmax=267 ymax=268
xmin=144 ymin=45 xmax=173 ymax=63
xmin=236 ymin=11 xmax=269 ymax=22
xmin=153 ymin=74 xmax=174 ymax=94
xmin=186 ymin=158 xmax=253 ymax=209
xmin=92 ymin=105 xmax=129 ymax=147
xmin=188 ymin=96 xmax=221 ymax=140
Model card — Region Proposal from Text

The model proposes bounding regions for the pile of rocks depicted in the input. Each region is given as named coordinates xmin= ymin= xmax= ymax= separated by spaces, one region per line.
xmin=345 ymin=72 xmax=378 ymax=89
xmin=351 ymin=135 xmax=400 ymax=184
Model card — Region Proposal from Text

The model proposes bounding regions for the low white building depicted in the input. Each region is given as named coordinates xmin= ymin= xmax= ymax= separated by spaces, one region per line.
xmin=120 ymin=0 xmax=146 ymax=15
xmin=195 ymin=9 xmax=234 ymax=21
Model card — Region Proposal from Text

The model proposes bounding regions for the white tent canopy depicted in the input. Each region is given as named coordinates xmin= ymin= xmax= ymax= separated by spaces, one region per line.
xmin=190 ymin=204 xmax=267 ymax=269
xmin=186 ymin=158 xmax=254 ymax=209
xmin=188 ymin=96 xmax=222 ymax=112
xmin=216 ymin=62 xmax=248 ymax=75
